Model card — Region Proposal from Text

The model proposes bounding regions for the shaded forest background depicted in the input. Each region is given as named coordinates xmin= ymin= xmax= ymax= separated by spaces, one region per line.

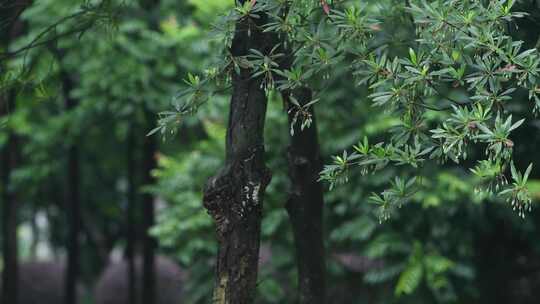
xmin=2 ymin=0 xmax=540 ymax=303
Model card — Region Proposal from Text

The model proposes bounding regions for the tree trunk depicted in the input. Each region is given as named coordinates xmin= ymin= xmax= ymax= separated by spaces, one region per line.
xmin=126 ymin=123 xmax=137 ymax=304
xmin=276 ymin=5 xmax=327 ymax=298
xmin=137 ymin=0 xmax=160 ymax=300
xmin=1 ymin=2 xmax=29 ymax=301
xmin=1 ymin=93 xmax=19 ymax=304
xmin=202 ymin=3 xmax=272 ymax=303
xmin=283 ymin=88 xmax=327 ymax=304
xmin=142 ymin=110 xmax=157 ymax=304
xmin=30 ymin=205 xmax=39 ymax=260
xmin=60 ymin=69 xmax=80 ymax=304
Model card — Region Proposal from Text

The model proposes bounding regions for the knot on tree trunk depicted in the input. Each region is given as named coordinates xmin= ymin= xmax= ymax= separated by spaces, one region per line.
xmin=203 ymin=147 xmax=271 ymax=240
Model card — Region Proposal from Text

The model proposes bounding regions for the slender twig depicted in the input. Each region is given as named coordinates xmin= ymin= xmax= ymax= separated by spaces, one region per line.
xmin=0 ymin=0 xmax=117 ymax=60
xmin=0 ymin=10 xmax=88 ymax=59
xmin=427 ymin=81 xmax=475 ymax=107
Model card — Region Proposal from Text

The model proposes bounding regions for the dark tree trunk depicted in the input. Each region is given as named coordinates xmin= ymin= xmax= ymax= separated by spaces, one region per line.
xmin=60 ymin=70 xmax=80 ymax=304
xmin=276 ymin=4 xmax=327 ymax=298
xmin=1 ymin=3 xmax=29 ymax=301
xmin=1 ymin=94 xmax=19 ymax=304
xmin=142 ymin=111 xmax=157 ymax=304
xmin=126 ymin=124 xmax=137 ymax=304
xmin=202 ymin=3 xmax=273 ymax=303
xmin=283 ymin=88 xmax=327 ymax=304
xmin=30 ymin=205 xmax=39 ymax=260
xmin=137 ymin=0 xmax=160 ymax=301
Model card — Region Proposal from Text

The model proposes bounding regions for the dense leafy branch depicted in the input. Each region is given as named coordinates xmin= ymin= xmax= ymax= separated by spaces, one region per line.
xmin=153 ymin=0 xmax=539 ymax=221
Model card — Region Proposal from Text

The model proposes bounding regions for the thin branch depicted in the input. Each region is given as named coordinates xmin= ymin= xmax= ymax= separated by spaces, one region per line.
xmin=427 ymin=81 xmax=475 ymax=107
xmin=0 ymin=10 xmax=88 ymax=60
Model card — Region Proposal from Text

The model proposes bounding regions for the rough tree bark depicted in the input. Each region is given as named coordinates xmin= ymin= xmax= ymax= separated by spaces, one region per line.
xmin=126 ymin=123 xmax=137 ymax=304
xmin=59 ymin=68 xmax=81 ymax=304
xmin=202 ymin=2 xmax=273 ymax=303
xmin=283 ymin=88 xmax=327 ymax=304
xmin=142 ymin=110 xmax=157 ymax=304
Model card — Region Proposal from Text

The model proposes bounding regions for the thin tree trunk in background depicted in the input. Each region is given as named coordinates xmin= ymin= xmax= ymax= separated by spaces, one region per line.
xmin=126 ymin=124 xmax=137 ymax=304
xmin=276 ymin=2 xmax=327 ymax=297
xmin=1 ymin=93 xmax=19 ymax=304
xmin=60 ymin=70 xmax=80 ymax=304
xmin=142 ymin=110 xmax=157 ymax=304
xmin=283 ymin=88 xmax=327 ymax=304
xmin=137 ymin=0 xmax=159 ymax=301
xmin=30 ymin=205 xmax=39 ymax=260
xmin=202 ymin=2 xmax=272 ymax=302
xmin=1 ymin=2 xmax=29 ymax=301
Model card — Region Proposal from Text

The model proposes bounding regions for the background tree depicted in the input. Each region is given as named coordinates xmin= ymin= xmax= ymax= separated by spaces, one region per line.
xmin=1 ymin=1 xmax=30 ymax=302
xmin=126 ymin=122 xmax=137 ymax=304
xmin=55 ymin=54 xmax=81 ymax=304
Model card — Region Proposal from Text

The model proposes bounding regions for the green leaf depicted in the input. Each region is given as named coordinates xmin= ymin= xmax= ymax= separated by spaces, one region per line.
xmin=523 ymin=163 xmax=533 ymax=184
xmin=395 ymin=260 xmax=423 ymax=296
